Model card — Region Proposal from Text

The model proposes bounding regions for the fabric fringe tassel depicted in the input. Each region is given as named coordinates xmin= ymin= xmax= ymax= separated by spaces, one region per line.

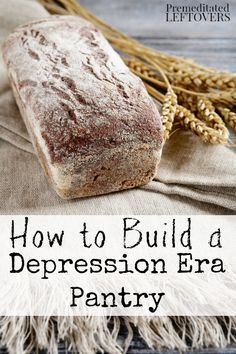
xmin=0 ymin=316 xmax=235 ymax=354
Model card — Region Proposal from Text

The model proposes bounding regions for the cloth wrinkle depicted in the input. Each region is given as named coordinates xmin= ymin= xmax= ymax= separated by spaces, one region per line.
xmin=0 ymin=0 xmax=235 ymax=214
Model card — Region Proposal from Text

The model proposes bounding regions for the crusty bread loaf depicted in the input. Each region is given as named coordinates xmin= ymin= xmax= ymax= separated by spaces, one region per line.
xmin=2 ymin=15 xmax=163 ymax=199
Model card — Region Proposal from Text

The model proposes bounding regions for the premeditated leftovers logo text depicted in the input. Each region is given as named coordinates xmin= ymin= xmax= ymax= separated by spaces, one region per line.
xmin=166 ymin=3 xmax=230 ymax=22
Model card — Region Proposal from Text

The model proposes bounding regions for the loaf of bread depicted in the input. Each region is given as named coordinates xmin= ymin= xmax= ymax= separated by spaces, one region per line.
xmin=2 ymin=16 xmax=163 ymax=199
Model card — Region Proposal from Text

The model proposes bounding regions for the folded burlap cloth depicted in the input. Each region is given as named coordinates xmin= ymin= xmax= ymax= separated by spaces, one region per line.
xmin=0 ymin=1 xmax=236 ymax=354
xmin=1 ymin=0 xmax=236 ymax=215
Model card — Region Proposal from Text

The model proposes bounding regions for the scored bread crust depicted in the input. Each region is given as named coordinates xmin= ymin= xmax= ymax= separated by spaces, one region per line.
xmin=2 ymin=15 xmax=163 ymax=199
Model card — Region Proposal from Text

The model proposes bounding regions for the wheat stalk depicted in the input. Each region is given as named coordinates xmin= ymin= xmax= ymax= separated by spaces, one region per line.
xmin=197 ymin=98 xmax=228 ymax=135
xmin=161 ymin=89 xmax=177 ymax=141
xmin=169 ymin=64 xmax=236 ymax=91
xmin=125 ymin=59 xmax=207 ymax=97
xmin=207 ymin=91 xmax=236 ymax=105
xmin=173 ymin=72 xmax=236 ymax=91
xmin=175 ymin=106 xmax=228 ymax=145
xmin=217 ymin=106 xmax=236 ymax=131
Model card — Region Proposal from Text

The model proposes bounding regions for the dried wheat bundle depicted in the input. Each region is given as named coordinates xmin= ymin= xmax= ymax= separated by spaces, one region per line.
xmin=38 ymin=0 xmax=236 ymax=145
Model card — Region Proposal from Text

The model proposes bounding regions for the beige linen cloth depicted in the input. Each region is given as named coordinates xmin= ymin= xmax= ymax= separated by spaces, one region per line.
xmin=0 ymin=0 xmax=235 ymax=214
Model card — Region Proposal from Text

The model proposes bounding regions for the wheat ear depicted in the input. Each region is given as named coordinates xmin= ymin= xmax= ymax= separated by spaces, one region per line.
xmin=217 ymin=106 xmax=236 ymax=131
xmin=176 ymin=106 xmax=229 ymax=145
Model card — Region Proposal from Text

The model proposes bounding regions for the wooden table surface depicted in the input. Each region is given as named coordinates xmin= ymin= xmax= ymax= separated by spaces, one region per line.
xmin=1 ymin=0 xmax=235 ymax=353
xmin=79 ymin=0 xmax=236 ymax=72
